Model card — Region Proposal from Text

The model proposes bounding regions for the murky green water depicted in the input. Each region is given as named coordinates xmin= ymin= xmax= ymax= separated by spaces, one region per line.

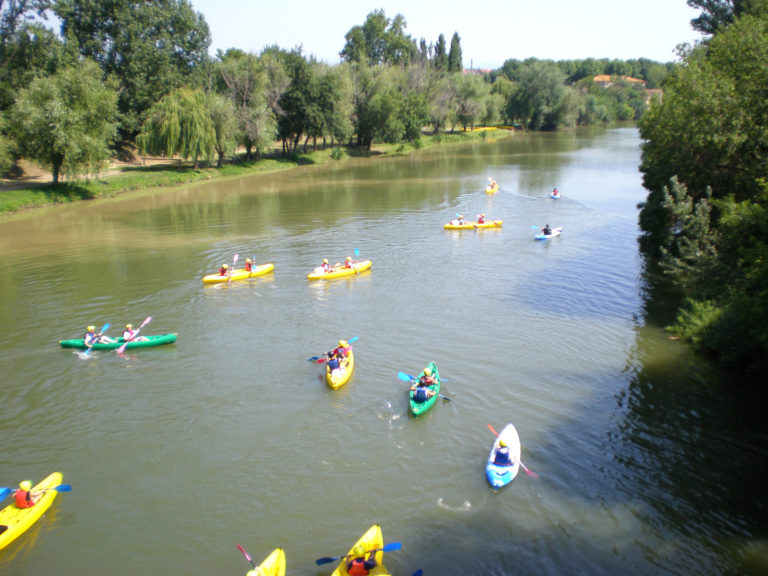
xmin=1 ymin=127 xmax=766 ymax=575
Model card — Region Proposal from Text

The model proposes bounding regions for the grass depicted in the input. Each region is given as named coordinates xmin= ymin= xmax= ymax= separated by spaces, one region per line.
xmin=0 ymin=128 xmax=511 ymax=215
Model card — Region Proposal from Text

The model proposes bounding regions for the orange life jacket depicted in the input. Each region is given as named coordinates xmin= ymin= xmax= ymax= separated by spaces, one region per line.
xmin=15 ymin=490 xmax=34 ymax=509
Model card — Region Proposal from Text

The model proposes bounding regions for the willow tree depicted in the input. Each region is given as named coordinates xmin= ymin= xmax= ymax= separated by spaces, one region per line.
xmin=7 ymin=58 xmax=118 ymax=184
xmin=137 ymin=87 xmax=215 ymax=169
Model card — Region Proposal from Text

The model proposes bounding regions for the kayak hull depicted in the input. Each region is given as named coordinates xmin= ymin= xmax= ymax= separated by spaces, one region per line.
xmin=444 ymin=219 xmax=502 ymax=230
xmin=0 ymin=472 xmax=62 ymax=551
xmin=250 ymin=547 xmax=286 ymax=576
xmin=308 ymin=260 xmax=372 ymax=280
xmin=409 ymin=361 xmax=440 ymax=417
xmin=59 ymin=333 xmax=178 ymax=350
xmin=203 ymin=263 xmax=274 ymax=284
xmin=485 ymin=184 xmax=499 ymax=194
xmin=326 ymin=350 xmax=355 ymax=390
xmin=535 ymin=226 xmax=563 ymax=240
xmin=330 ymin=524 xmax=389 ymax=576
xmin=486 ymin=424 xmax=521 ymax=489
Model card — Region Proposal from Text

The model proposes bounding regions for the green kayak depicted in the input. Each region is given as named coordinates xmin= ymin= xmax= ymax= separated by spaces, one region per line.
xmin=409 ymin=361 xmax=440 ymax=417
xmin=59 ymin=333 xmax=177 ymax=350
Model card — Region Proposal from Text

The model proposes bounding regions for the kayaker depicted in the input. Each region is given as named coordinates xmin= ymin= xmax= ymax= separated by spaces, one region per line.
xmin=14 ymin=480 xmax=41 ymax=509
xmin=219 ymin=263 xmax=229 ymax=276
xmin=244 ymin=258 xmax=253 ymax=272
xmin=552 ymin=187 xmax=560 ymax=196
xmin=542 ymin=224 xmax=552 ymax=236
xmin=326 ymin=340 xmax=349 ymax=362
xmin=477 ymin=213 xmax=486 ymax=224
xmin=494 ymin=440 xmax=513 ymax=466
xmin=321 ymin=259 xmax=333 ymax=273
xmin=84 ymin=325 xmax=115 ymax=345
xmin=327 ymin=354 xmax=341 ymax=374
xmin=410 ymin=368 xmax=437 ymax=402
xmin=346 ymin=545 xmax=377 ymax=576
xmin=122 ymin=323 xmax=148 ymax=342
xmin=457 ymin=214 xmax=465 ymax=225
xmin=343 ymin=256 xmax=355 ymax=269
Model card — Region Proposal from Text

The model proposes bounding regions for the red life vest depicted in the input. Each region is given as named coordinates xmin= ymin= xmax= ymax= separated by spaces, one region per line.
xmin=15 ymin=490 xmax=34 ymax=509
xmin=347 ymin=558 xmax=370 ymax=576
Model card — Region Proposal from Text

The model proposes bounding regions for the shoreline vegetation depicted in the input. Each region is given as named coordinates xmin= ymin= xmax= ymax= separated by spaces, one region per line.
xmin=0 ymin=127 xmax=510 ymax=216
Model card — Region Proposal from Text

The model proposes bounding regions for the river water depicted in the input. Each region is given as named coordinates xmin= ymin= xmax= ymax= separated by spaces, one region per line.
xmin=1 ymin=127 xmax=766 ymax=575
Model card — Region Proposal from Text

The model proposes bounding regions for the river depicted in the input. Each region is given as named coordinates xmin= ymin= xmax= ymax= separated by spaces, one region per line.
xmin=1 ymin=127 xmax=766 ymax=575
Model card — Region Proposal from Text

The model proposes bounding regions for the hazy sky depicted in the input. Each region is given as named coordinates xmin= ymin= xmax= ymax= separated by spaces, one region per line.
xmin=191 ymin=0 xmax=704 ymax=67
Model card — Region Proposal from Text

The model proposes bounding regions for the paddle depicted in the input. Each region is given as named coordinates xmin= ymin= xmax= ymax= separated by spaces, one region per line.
xmin=228 ymin=253 xmax=239 ymax=284
xmin=0 ymin=484 xmax=72 ymax=498
xmin=236 ymin=544 xmax=257 ymax=569
xmin=397 ymin=372 xmax=452 ymax=401
xmin=307 ymin=336 xmax=359 ymax=362
xmin=487 ymin=424 xmax=538 ymax=478
xmin=83 ymin=323 xmax=110 ymax=357
xmin=116 ymin=316 xmax=151 ymax=354
xmin=315 ymin=542 xmax=402 ymax=566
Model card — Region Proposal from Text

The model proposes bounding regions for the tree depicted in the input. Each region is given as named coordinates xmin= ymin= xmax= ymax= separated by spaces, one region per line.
xmin=447 ymin=32 xmax=462 ymax=73
xmin=433 ymin=33 xmax=447 ymax=72
xmin=340 ymin=9 xmax=414 ymax=66
xmin=137 ymin=87 xmax=215 ymax=169
xmin=639 ymin=15 xmax=768 ymax=233
xmin=685 ymin=0 xmax=768 ymax=34
xmin=55 ymin=0 xmax=211 ymax=137
xmin=454 ymin=72 xmax=486 ymax=130
xmin=7 ymin=58 xmax=117 ymax=184
xmin=214 ymin=49 xmax=276 ymax=160
xmin=206 ymin=92 xmax=237 ymax=167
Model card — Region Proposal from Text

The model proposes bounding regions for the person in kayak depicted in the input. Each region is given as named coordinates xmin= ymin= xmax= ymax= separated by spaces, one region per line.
xmin=84 ymin=325 xmax=114 ymax=346
xmin=122 ymin=323 xmax=148 ymax=342
xmin=477 ymin=213 xmax=486 ymax=224
xmin=410 ymin=368 xmax=437 ymax=402
xmin=244 ymin=258 xmax=253 ymax=272
xmin=219 ymin=263 xmax=229 ymax=276
xmin=542 ymin=224 xmax=552 ymax=236
xmin=494 ymin=440 xmax=513 ymax=466
xmin=321 ymin=259 xmax=333 ymax=273
xmin=346 ymin=545 xmax=377 ymax=576
xmin=456 ymin=214 xmax=465 ymax=225
xmin=343 ymin=256 xmax=356 ymax=269
xmin=327 ymin=340 xmax=350 ymax=359
xmin=552 ymin=187 xmax=560 ymax=197
xmin=14 ymin=480 xmax=41 ymax=509
xmin=327 ymin=353 xmax=341 ymax=374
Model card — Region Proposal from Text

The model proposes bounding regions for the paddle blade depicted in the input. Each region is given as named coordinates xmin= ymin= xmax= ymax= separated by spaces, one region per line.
xmin=531 ymin=225 xmax=540 ymax=229
xmin=412 ymin=570 xmax=424 ymax=576
xmin=488 ymin=424 xmax=499 ymax=437
xmin=381 ymin=542 xmax=402 ymax=552
xmin=101 ymin=323 xmax=110 ymax=333
xmin=139 ymin=316 xmax=152 ymax=329
xmin=315 ymin=557 xmax=338 ymax=566
xmin=347 ymin=336 xmax=359 ymax=344
xmin=237 ymin=543 xmax=256 ymax=567
xmin=398 ymin=372 xmax=416 ymax=382
xmin=53 ymin=484 xmax=72 ymax=492
xmin=0 ymin=487 xmax=11 ymax=499
xmin=354 ymin=248 xmax=360 ymax=257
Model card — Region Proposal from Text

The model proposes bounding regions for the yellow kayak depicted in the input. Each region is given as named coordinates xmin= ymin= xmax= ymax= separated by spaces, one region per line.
xmin=0 ymin=472 xmax=62 ymax=551
xmin=247 ymin=548 xmax=286 ymax=576
xmin=326 ymin=350 xmax=355 ymax=389
xmin=202 ymin=263 xmax=274 ymax=284
xmin=307 ymin=260 xmax=372 ymax=280
xmin=485 ymin=183 xmax=499 ymax=194
xmin=444 ymin=219 xmax=502 ymax=230
xmin=330 ymin=524 xmax=390 ymax=576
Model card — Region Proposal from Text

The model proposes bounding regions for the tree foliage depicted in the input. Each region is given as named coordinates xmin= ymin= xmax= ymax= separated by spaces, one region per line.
xmin=339 ymin=9 xmax=414 ymax=66
xmin=54 ymin=0 xmax=211 ymax=137
xmin=637 ymin=14 xmax=768 ymax=371
xmin=447 ymin=32 xmax=462 ymax=73
xmin=7 ymin=58 xmax=117 ymax=184
xmin=137 ymin=87 xmax=215 ymax=169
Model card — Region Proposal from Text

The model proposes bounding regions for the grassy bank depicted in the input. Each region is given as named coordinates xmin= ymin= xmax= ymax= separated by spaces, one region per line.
xmin=0 ymin=128 xmax=511 ymax=215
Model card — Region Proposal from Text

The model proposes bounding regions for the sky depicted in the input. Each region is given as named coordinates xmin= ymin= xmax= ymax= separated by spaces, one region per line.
xmin=190 ymin=0 xmax=705 ymax=68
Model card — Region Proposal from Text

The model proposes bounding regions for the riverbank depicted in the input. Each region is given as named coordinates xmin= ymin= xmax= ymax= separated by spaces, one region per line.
xmin=0 ymin=128 xmax=511 ymax=215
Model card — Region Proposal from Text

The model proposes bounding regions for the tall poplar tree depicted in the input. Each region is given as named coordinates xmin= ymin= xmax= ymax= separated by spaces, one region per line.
xmin=447 ymin=32 xmax=463 ymax=72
